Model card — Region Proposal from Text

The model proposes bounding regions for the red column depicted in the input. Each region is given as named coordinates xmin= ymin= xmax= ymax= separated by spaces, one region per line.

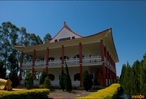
xmin=79 ymin=43 xmax=83 ymax=87
xmin=100 ymin=40 xmax=106 ymax=87
xmin=109 ymin=55 xmax=113 ymax=84
xmin=112 ymin=58 xmax=114 ymax=83
xmin=114 ymin=62 xmax=116 ymax=82
xmin=32 ymin=49 xmax=36 ymax=79
xmin=62 ymin=45 xmax=64 ymax=68
xmin=105 ymin=47 xmax=108 ymax=86
xmin=108 ymin=52 xmax=111 ymax=85
xmin=19 ymin=52 xmax=23 ymax=85
xmin=106 ymin=51 xmax=109 ymax=86
xmin=46 ymin=47 xmax=49 ymax=74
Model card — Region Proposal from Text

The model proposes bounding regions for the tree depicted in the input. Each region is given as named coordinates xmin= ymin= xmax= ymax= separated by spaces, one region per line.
xmin=131 ymin=60 xmax=140 ymax=95
xmin=39 ymin=70 xmax=48 ymax=85
xmin=140 ymin=54 xmax=146 ymax=96
xmin=24 ymin=72 xmax=33 ymax=89
xmin=43 ymin=33 xmax=52 ymax=44
xmin=122 ymin=62 xmax=132 ymax=94
xmin=64 ymin=61 xmax=72 ymax=92
xmin=8 ymin=71 xmax=19 ymax=88
xmin=120 ymin=64 xmax=126 ymax=87
xmin=82 ymin=69 xmax=93 ymax=91
xmin=116 ymin=76 xmax=120 ymax=83
xmin=44 ymin=76 xmax=51 ymax=89
xmin=59 ymin=68 xmax=66 ymax=91
xmin=0 ymin=22 xmax=19 ymax=69
xmin=8 ymin=52 xmax=19 ymax=72
xmin=0 ymin=60 xmax=6 ymax=79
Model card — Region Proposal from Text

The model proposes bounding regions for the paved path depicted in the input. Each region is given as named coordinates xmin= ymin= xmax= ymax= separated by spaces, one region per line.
xmin=48 ymin=89 xmax=91 ymax=99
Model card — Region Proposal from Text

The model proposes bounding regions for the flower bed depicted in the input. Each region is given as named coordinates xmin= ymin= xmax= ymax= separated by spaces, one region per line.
xmin=77 ymin=83 xmax=120 ymax=99
xmin=0 ymin=88 xmax=50 ymax=99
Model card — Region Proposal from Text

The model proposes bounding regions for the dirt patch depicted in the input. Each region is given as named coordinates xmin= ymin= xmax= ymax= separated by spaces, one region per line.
xmin=48 ymin=89 xmax=92 ymax=99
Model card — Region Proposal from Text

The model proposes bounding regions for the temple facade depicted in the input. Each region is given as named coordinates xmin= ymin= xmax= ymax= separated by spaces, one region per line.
xmin=14 ymin=22 xmax=119 ymax=87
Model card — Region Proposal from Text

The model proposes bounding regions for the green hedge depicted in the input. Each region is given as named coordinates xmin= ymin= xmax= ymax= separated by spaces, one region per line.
xmin=77 ymin=83 xmax=121 ymax=99
xmin=0 ymin=89 xmax=50 ymax=99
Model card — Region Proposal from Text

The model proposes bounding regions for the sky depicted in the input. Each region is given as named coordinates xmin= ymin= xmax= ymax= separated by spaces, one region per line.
xmin=0 ymin=1 xmax=146 ymax=76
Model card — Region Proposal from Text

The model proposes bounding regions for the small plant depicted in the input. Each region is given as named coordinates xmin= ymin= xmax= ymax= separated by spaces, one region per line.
xmin=24 ymin=72 xmax=33 ymax=89
xmin=59 ymin=68 xmax=65 ymax=91
xmin=8 ymin=71 xmax=19 ymax=88
xmin=39 ymin=84 xmax=44 ymax=88
xmin=44 ymin=76 xmax=51 ymax=89
xmin=39 ymin=70 xmax=48 ymax=85
xmin=82 ymin=69 xmax=93 ymax=91
xmin=64 ymin=61 xmax=72 ymax=92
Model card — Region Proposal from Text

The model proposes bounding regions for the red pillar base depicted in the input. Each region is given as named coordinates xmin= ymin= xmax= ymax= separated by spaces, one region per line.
xmin=80 ymin=64 xmax=82 ymax=87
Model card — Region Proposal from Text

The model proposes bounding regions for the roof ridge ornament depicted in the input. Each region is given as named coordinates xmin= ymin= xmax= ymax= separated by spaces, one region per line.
xmin=64 ymin=21 xmax=66 ymax=26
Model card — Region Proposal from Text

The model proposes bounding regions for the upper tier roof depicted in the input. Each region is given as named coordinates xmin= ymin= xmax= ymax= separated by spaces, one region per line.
xmin=49 ymin=22 xmax=82 ymax=43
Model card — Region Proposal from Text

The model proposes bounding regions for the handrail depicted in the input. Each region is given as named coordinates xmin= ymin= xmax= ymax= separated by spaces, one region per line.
xmin=22 ymin=55 xmax=102 ymax=67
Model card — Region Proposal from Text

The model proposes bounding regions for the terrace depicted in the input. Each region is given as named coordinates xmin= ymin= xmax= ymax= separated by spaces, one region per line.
xmin=22 ymin=55 xmax=102 ymax=69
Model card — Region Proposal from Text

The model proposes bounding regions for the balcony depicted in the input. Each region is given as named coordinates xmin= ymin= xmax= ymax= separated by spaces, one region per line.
xmin=20 ymin=80 xmax=80 ymax=87
xmin=22 ymin=55 xmax=102 ymax=68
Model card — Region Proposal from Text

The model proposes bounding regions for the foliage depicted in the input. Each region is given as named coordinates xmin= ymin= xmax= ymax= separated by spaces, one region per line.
xmin=120 ymin=53 xmax=146 ymax=96
xmin=116 ymin=76 xmax=120 ymax=83
xmin=8 ymin=53 xmax=19 ymax=72
xmin=0 ymin=21 xmax=52 ymax=79
xmin=24 ymin=72 xmax=33 ymax=89
xmin=82 ymin=69 xmax=93 ymax=91
xmin=43 ymin=33 xmax=52 ymax=44
xmin=59 ymin=68 xmax=66 ymax=91
xmin=8 ymin=71 xmax=19 ymax=88
xmin=122 ymin=62 xmax=132 ymax=94
xmin=64 ymin=61 xmax=72 ymax=92
xmin=44 ymin=76 xmax=51 ymax=89
xmin=131 ymin=60 xmax=140 ymax=94
xmin=140 ymin=54 xmax=146 ymax=96
xmin=0 ymin=60 xmax=6 ymax=79
xmin=78 ymin=83 xmax=121 ymax=99
xmin=0 ymin=89 xmax=50 ymax=99
xmin=39 ymin=70 xmax=48 ymax=85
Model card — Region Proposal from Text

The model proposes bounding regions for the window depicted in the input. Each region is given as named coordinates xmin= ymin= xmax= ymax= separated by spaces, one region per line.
xmin=74 ymin=73 xmax=80 ymax=81
xmin=48 ymin=74 xmax=55 ymax=81
xmin=60 ymin=56 xmax=69 ymax=60
xmin=55 ymin=39 xmax=58 ymax=42
xmin=72 ymin=36 xmax=75 ymax=39
xmin=59 ymin=37 xmax=70 ymax=41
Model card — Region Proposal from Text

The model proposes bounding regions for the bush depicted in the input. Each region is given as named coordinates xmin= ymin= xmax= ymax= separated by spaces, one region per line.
xmin=24 ymin=72 xmax=33 ymax=89
xmin=78 ymin=83 xmax=121 ymax=99
xmin=39 ymin=84 xmax=44 ymax=88
xmin=44 ymin=76 xmax=51 ymax=89
xmin=8 ymin=71 xmax=19 ymax=88
xmin=64 ymin=61 xmax=72 ymax=92
xmin=82 ymin=70 xmax=93 ymax=91
xmin=59 ymin=68 xmax=65 ymax=91
xmin=0 ymin=89 xmax=50 ymax=99
xmin=39 ymin=70 xmax=48 ymax=85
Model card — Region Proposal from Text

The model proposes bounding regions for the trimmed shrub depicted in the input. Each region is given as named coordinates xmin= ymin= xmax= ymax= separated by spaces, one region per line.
xmin=44 ymin=76 xmax=51 ymax=89
xmin=59 ymin=68 xmax=66 ymax=91
xmin=39 ymin=84 xmax=44 ymax=88
xmin=0 ymin=89 xmax=50 ymax=99
xmin=64 ymin=61 xmax=72 ymax=92
xmin=39 ymin=70 xmax=48 ymax=85
xmin=8 ymin=71 xmax=19 ymax=88
xmin=77 ymin=83 xmax=121 ymax=99
xmin=82 ymin=70 xmax=93 ymax=91
xmin=24 ymin=72 xmax=33 ymax=89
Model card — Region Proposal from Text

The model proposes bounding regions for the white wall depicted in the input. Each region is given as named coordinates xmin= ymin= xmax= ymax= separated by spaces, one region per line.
xmin=50 ymin=28 xmax=81 ymax=43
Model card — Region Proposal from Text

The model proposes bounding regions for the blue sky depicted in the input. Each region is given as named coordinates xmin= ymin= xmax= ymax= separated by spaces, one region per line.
xmin=0 ymin=1 xmax=146 ymax=76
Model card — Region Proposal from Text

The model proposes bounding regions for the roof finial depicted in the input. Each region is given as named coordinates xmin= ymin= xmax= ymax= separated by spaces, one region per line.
xmin=64 ymin=21 xmax=66 ymax=26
